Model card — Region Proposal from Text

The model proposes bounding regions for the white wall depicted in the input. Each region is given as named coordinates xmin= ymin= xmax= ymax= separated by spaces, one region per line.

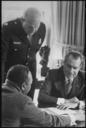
xmin=2 ymin=1 xmax=52 ymax=25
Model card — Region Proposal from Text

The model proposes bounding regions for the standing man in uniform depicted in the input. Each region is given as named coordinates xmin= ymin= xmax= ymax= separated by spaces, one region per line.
xmin=2 ymin=7 xmax=46 ymax=99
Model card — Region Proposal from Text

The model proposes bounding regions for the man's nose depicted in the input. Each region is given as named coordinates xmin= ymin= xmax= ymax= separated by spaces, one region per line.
xmin=69 ymin=67 xmax=74 ymax=73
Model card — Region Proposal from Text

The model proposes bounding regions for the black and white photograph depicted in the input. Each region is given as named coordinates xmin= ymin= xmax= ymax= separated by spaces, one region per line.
xmin=1 ymin=1 xmax=85 ymax=127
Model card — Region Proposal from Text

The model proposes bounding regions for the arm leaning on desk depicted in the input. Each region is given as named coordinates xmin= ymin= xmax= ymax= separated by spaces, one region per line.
xmin=38 ymin=68 xmax=85 ymax=108
xmin=19 ymin=94 xmax=72 ymax=127
xmin=2 ymin=88 xmax=72 ymax=127
xmin=41 ymin=107 xmax=85 ymax=127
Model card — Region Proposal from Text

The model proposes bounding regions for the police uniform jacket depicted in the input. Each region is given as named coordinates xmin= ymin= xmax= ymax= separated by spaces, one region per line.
xmin=2 ymin=18 xmax=46 ymax=80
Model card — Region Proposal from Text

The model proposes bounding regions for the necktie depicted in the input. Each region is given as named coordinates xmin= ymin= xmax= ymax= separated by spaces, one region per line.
xmin=65 ymin=79 xmax=72 ymax=95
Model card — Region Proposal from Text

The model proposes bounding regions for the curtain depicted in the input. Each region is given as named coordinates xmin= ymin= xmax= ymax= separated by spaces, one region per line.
xmin=50 ymin=1 xmax=85 ymax=57
xmin=48 ymin=1 xmax=85 ymax=70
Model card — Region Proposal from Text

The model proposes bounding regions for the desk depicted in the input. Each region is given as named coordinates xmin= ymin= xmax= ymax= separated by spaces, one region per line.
xmin=41 ymin=107 xmax=85 ymax=127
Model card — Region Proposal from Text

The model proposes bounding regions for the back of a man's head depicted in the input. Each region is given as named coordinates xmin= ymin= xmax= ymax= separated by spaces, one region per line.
xmin=6 ymin=64 xmax=29 ymax=87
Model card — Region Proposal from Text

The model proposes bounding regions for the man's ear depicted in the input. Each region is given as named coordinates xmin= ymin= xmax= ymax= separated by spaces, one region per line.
xmin=21 ymin=17 xmax=25 ymax=23
xmin=21 ymin=82 xmax=26 ymax=91
xmin=80 ymin=62 xmax=83 ymax=70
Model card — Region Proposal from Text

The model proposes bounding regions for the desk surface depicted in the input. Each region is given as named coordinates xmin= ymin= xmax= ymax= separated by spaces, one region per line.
xmin=41 ymin=107 xmax=85 ymax=127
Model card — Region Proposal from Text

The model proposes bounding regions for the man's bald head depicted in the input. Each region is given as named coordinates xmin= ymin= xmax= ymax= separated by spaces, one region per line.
xmin=23 ymin=7 xmax=41 ymax=24
xmin=22 ymin=7 xmax=41 ymax=35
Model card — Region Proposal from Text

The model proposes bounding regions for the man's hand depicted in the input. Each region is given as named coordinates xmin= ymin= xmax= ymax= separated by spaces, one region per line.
xmin=60 ymin=114 xmax=77 ymax=126
xmin=67 ymin=113 xmax=77 ymax=126
xmin=57 ymin=97 xmax=80 ymax=110
xmin=67 ymin=97 xmax=80 ymax=104
xmin=57 ymin=104 xmax=68 ymax=110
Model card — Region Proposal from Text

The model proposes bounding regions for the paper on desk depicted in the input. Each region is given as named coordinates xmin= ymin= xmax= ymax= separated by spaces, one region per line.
xmin=41 ymin=107 xmax=75 ymax=116
xmin=41 ymin=107 xmax=85 ymax=121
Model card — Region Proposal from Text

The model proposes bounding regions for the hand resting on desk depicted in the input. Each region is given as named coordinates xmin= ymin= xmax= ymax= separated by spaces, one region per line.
xmin=57 ymin=97 xmax=85 ymax=110
xmin=57 ymin=101 xmax=79 ymax=110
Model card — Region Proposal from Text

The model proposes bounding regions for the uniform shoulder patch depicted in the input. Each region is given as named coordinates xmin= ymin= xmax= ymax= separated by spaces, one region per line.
xmin=3 ymin=22 xmax=8 ymax=26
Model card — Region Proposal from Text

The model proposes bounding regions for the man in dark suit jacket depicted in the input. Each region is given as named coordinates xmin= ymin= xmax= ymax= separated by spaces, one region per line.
xmin=2 ymin=7 xmax=46 ymax=99
xmin=38 ymin=51 xmax=85 ymax=108
xmin=2 ymin=64 xmax=76 ymax=127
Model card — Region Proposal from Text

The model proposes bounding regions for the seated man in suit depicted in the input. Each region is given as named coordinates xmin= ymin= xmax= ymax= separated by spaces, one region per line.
xmin=38 ymin=51 xmax=85 ymax=108
xmin=2 ymin=64 xmax=77 ymax=127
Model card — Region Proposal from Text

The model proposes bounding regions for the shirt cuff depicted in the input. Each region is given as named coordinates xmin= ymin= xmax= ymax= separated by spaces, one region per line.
xmin=57 ymin=98 xmax=65 ymax=105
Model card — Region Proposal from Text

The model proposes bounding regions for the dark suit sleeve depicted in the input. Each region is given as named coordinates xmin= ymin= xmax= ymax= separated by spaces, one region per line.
xmin=78 ymin=72 xmax=86 ymax=100
xmin=38 ymin=70 xmax=57 ymax=107
xmin=20 ymin=96 xmax=71 ymax=127
xmin=1 ymin=24 xmax=11 ymax=82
